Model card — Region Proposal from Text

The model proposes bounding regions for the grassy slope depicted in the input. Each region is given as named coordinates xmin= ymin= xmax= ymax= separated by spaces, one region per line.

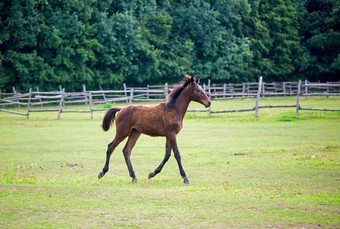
xmin=0 ymin=97 xmax=339 ymax=228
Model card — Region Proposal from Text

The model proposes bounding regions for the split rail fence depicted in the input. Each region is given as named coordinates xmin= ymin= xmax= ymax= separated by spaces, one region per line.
xmin=1 ymin=78 xmax=340 ymax=119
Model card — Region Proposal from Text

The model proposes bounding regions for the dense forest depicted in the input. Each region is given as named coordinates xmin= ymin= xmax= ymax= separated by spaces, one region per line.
xmin=0 ymin=0 xmax=339 ymax=92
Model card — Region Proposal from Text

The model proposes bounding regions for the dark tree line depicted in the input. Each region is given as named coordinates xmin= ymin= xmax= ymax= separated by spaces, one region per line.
xmin=0 ymin=0 xmax=339 ymax=92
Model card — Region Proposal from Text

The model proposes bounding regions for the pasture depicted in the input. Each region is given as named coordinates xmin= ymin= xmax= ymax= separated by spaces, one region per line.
xmin=1 ymin=97 xmax=339 ymax=228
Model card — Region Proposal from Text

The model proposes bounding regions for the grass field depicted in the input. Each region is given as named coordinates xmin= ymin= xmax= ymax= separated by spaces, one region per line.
xmin=1 ymin=97 xmax=339 ymax=228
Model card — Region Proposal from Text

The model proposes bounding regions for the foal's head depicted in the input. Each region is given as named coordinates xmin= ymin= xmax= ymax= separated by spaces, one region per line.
xmin=184 ymin=74 xmax=211 ymax=108
xmin=167 ymin=74 xmax=211 ymax=108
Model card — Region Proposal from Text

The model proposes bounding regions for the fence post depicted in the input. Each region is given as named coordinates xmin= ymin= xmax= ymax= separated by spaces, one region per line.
xmin=242 ymin=83 xmax=245 ymax=98
xmin=26 ymin=88 xmax=32 ymax=119
xmin=304 ymin=80 xmax=308 ymax=99
xmin=230 ymin=83 xmax=234 ymax=99
xmin=89 ymin=92 xmax=93 ymax=119
xmin=59 ymin=85 xmax=65 ymax=107
xmin=255 ymin=76 xmax=263 ymax=118
xmin=208 ymin=79 xmax=211 ymax=99
xmin=124 ymin=83 xmax=129 ymax=103
xmin=129 ymin=89 xmax=134 ymax=104
xmin=164 ymin=83 xmax=168 ymax=101
xmin=283 ymin=82 xmax=286 ymax=98
xmin=83 ymin=84 xmax=88 ymax=105
xmin=296 ymin=80 xmax=302 ymax=116
xmin=223 ymin=84 xmax=226 ymax=99
xmin=57 ymin=88 xmax=65 ymax=120
xmin=13 ymin=87 xmax=20 ymax=108
xmin=147 ymin=84 xmax=150 ymax=99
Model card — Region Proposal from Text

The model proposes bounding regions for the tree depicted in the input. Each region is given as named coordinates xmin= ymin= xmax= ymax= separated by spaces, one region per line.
xmin=295 ymin=0 xmax=340 ymax=81
xmin=168 ymin=0 xmax=253 ymax=83
xmin=243 ymin=0 xmax=302 ymax=82
xmin=0 ymin=0 xmax=49 ymax=91
xmin=39 ymin=0 xmax=102 ymax=91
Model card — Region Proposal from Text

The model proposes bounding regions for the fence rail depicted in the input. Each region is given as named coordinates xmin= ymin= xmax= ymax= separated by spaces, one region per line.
xmin=1 ymin=79 xmax=340 ymax=119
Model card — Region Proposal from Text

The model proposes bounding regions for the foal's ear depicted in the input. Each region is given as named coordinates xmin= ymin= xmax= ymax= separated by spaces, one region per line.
xmin=195 ymin=78 xmax=200 ymax=83
xmin=190 ymin=76 xmax=195 ymax=84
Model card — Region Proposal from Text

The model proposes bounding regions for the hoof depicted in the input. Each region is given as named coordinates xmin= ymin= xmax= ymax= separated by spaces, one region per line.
xmin=132 ymin=178 xmax=138 ymax=183
xmin=183 ymin=177 xmax=190 ymax=184
xmin=148 ymin=172 xmax=154 ymax=179
xmin=98 ymin=172 xmax=105 ymax=179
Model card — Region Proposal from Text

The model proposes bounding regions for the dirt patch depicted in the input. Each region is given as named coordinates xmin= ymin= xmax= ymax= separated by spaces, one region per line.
xmin=61 ymin=163 xmax=84 ymax=168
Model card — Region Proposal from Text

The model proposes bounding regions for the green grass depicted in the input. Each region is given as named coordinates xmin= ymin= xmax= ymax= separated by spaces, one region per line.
xmin=1 ymin=97 xmax=340 ymax=228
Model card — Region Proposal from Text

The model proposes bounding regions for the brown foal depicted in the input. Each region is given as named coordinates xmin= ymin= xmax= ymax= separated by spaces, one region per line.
xmin=98 ymin=75 xmax=211 ymax=184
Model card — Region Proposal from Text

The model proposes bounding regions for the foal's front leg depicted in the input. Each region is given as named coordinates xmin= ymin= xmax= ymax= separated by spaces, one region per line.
xmin=148 ymin=139 xmax=171 ymax=179
xmin=167 ymin=133 xmax=190 ymax=184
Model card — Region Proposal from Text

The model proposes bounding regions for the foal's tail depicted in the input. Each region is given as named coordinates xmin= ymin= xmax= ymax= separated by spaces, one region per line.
xmin=102 ymin=108 xmax=121 ymax=131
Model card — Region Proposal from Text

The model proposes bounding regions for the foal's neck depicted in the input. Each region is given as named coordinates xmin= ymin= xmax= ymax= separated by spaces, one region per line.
xmin=174 ymin=88 xmax=191 ymax=120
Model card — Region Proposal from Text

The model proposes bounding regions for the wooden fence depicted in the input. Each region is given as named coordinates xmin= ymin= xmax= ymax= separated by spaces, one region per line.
xmin=1 ymin=78 xmax=340 ymax=119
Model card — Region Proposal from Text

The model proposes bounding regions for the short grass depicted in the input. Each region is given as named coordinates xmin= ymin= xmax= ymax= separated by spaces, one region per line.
xmin=0 ymin=97 xmax=339 ymax=228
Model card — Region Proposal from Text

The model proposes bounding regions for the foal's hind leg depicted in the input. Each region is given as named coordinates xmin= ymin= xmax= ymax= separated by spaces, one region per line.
xmin=98 ymin=136 xmax=124 ymax=179
xmin=122 ymin=129 xmax=141 ymax=183
xmin=148 ymin=139 xmax=171 ymax=179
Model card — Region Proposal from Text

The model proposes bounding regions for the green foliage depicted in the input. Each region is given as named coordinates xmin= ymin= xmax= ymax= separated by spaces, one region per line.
xmin=294 ymin=0 xmax=340 ymax=82
xmin=0 ymin=0 xmax=339 ymax=92
xmin=243 ymin=0 xmax=302 ymax=82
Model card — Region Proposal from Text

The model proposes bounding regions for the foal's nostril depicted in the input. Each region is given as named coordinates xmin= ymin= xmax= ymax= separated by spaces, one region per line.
xmin=206 ymin=101 xmax=211 ymax=108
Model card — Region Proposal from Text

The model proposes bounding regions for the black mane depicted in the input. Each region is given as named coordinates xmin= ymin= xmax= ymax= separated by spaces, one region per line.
xmin=166 ymin=79 xmax=191 ymax=108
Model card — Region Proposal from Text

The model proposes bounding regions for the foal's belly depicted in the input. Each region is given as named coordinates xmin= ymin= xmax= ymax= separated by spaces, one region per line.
xmin=133 ymin=118 xmax=166 ymax=137
xmin=131 ymin=108 xmax=166 ymax=136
